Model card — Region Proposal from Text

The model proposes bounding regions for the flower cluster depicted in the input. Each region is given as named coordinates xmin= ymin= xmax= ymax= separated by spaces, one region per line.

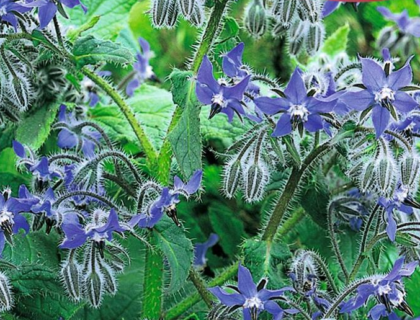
xmin=150 ymin=0 xmax=204 ymax=28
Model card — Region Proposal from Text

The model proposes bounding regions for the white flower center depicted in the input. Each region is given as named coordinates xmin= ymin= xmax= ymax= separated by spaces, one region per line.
xmin=377 ymin=284 xmax=392 ymax=296
xmin=0 ymin=6 xmax=7 ymax=16
xmin=375 ymin=87 xmax=395 ymax=103
xmin=243 ymin=297 xmax=263 ymax=309
xmin=395 ymin=185 xmax=409 ymax=203
xmin=0 ymin=210 xmax=13 ymax=225
xmin=288 ymin=104 xmax=309 ymax=122
xmin=212 ymin=93 xmax=226 ymax=108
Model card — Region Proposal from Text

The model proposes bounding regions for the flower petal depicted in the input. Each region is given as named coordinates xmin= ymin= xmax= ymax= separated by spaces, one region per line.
xmin=372 ymin=105 xmax=390 ymax=138
xmin=254 ymin=97 xmax=288 ymax=115
xmin=340 ymin=90 xmax=374 ymax=111
xmin=360 ymin=58 xmax=386 ymax=90
xmin=38 ymin=1 xmax=57 ymax=28
xmin=237 ymin=264 xmax=257 ymax=298
xmin=208 ymin=287 xmax=245 ymax=306
xmin=285 ymin=68 xmax=307 ymax=104
xmin=305 ymin=114 xmax=324 ymax=133
xmin=393 ymin=91 xmax=418 ymax=113
xmin=272 ymin=113 xmax=292 ymax=137
xmin=197 ymin=55 xmax=219 ymax=94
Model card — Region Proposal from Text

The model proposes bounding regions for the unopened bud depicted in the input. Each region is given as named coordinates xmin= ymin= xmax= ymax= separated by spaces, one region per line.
xmin=272 ymin=0 xmax=297 ymax=27
xmin=306 ymin=22 xmax=324 ymax=56
xmin=61 ymin=258 xmax=82 ymax=301
xmin=99 ymin=261 xmax=117 ymax=295
xmin=0 ymin=272 xmax=12 ymax=311
xmin=272 ymin=22 xmax=290 ymax=37
xmin=8 ymin=74 xmax=32 ymax=112
xmin=377 ymin=26 xmax=398 ymax=50
xmin=245 ymin=0 xmax=267 ymax=38
xmin=244 ymin=162 xmax=268 ymax=202
xmin=151 ymin=0 xmax=171 ymax=27
xmin=299 ymin=0 xmax=321 ymax=23
xmin=223 ymin=159 xmax=242 ymax=198
xmin=359 ymin=161 xmax=375 ymax=193
xmin=400 ymin=156 xmax=420 ymax=188
xmin=165 ymin=0 xmax=179 ymax=28
xmin=188 ymin=1 xmax=205 ymax=27
xmin=84 ymin=271 xmax=104 ymax=308
xmin=179 ymin=0 xmax=196 ymax=18
xmin=289 ymin=19 xmax=308 ymax=41
xmin=376 ymin=157 xmax=395 ymax=194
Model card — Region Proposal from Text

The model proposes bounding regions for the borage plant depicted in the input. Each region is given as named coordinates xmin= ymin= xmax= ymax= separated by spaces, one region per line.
xmin=1 ymin=0 xmax=420 ymax=320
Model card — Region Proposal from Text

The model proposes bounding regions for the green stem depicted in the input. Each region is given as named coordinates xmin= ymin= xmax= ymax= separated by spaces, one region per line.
xmin=191 ymin=0 xmax=230 ymax=72
xmin=142 ymin=237 xmax=164 ymax=320
xmin=276 ymin=207 xmax=305 ymax=237
xmin=261 ymin=143 xmax=330 ymax=242
xmin=81 ymin=67 xmax=158 ymax=166
xmin=188 ymin=269 xmax=214 ymax=307
xmin=165 ymin=264 xmax=238 ymax=320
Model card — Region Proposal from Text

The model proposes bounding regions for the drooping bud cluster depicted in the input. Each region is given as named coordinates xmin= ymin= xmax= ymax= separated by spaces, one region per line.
xmin=150 ymin=0 xmax=205 ymax=28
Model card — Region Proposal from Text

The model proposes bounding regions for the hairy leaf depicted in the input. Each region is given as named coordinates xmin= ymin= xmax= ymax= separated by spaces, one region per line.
xmin=322 ymin=24 xmax=350 ymax=56
xmin=73 ymin=35 xmax=133 ymax=68
xmin=168 ymin=70 xmax=202 ymax=179
xmin=0 ymin=148 xmax=30 ymax=192
xmin=154 ymin=216 xmax=194 ymax=293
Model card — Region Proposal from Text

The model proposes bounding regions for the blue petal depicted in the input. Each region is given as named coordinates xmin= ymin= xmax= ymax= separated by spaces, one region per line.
xmin=393 ymin=91 xmax=418 ymax=113
xmin=360 ymin=58 xmax=386 ymax=90
xmin=284 ymin=68 xmax=307 ymax=104
xmin=237 ymin=264 xmax=257 ymax=298
xmin=386 ymin=210 xmax=397 ymax=242
xmin=38 ymin=1 xmax=57 ymax=28
xmin=340 ymin=89 xmax=374 ymax=111
xmin=372 ymin=105 xmax=390 ymax=138
xmin=272 ymin=113 xmax=292 ymax=137
xmin=13 ymin=140 xmax=25 ymax=158
xmin=254 ymin=97 xmax=289 ymax=115
xmin=208 ymin=287 xmax=245 ymax=306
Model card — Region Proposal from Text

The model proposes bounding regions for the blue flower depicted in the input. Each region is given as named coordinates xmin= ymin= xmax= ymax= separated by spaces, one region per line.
xmin=0 ymin=189 xmax=38 ymax=256
xmin=377 ymin=7 xmax=420 ymax=38
xmin=209 ymin=264 xmax=297 ymax=320
xmin=13 ymin=141 xmax=62 ymax=181
xmin=126 ymin=37 xmax=156 ymax=97
xmin=24 ymin=0 xmax=87 ymax=29
xmin=193 ymin=233 xmax=218 ymax=268
xmin=254 ymin=68 xmax=335 ymax=137
xmin=81 ymin=71 xmax=112 ymax=107
xmin=378 ymin=183 xmax=419 ymax=242
xmin=55 ymin=105 xmax=101 ymax=158
xmin=18 ymin=185 xmax=55 ymax=217
xmin=131 ymin=170 xmax=203 ymax=228
xmin=196 ymin=55 xmax=250 ymax=122
xmin=340 ymin=56 xmax=418 ymax=138
xmin=322 ymin=1 xmax=359 ymax=18
xmin=0 ymin=0 xmax=31 ymax=31
xmin=60 ymin=208 xmax=126 ymax=252
xmin=340 ymin=257 xmax=417 ymax=319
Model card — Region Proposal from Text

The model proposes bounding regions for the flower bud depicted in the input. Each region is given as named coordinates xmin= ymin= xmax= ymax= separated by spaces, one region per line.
xmin=306 ymin=22 xmax=324 ymax=56
xmin=400 ymin=156 xmax=420 ymax=188
xmin=61 ymin=258 xmax=82 ymax=301
xmin=188 ymin=1 xmax=205 ymax=27
xmin=223 ymin=159 xmax=242 ymax=198
xmin=299 ymin=0 xmax=321 ymax=23
xmin=359 ymin=161 xmax=375 ymax=193
xmin=245 ymin=0 xmax=267 ymax=38
xmin=272 ymin=22 xmax=290 ymax=37
xmin=179 ymin=0 xmax=196 ymax=18
xmin=243 ymin=162 xmax=269 ymax=202
xmin=99 ymin=261 xmax=117 ymax=295
xmin=272 ymin=0 xmax=297 ymax=27
xmin=377 ymin=26 xmax=398 ymax=50
xmin=8 ymin=73 xmax=32 ymax=112
xmin=0 ymin=272 xmax=12 ymax=311
xmin=376 ymin=157 xmax=395 ymax=194
xmin=84 ymin=271 xmax=104 ymax=308
xmin=165 ymin=0 xmax=179 ymax=28
xmin=151 ymin=0 xmax=171 ymax=27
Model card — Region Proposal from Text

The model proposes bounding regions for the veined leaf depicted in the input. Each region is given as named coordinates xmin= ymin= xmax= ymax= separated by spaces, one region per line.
xmin=321 ymin=24 xmax=350 ymax=56
xmin=73 ymin=35 xmax=133 ymax=68
xmin=168 ymin=70 xmax=202 ymax=179
xmin=0 ymin=148 xmax=30 ymax=192
xmin=154 ymin=216 xmax=193 ymax=293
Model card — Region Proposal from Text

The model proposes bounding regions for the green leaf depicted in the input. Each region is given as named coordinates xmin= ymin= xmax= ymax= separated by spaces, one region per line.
xmin=154 ymin=216 xmax=194 ymax=293
xmin=0 ymin=148 xmax=30 ymax=192
xmin=243 ymin=238 xmax=291 ymax=288
xmin=15 ymin=102 xmax=59 ymax=150
xmin=73 ymin=35 xmax=133 ymax=68
xmin=168 ymin=70 xmax=202 ymax=179
xmin=322 ymin=24 xmax=350 ymax=56
xmin=65 ymin=0 xmax=137 ymax=40
xmin=67 ymin=15 xmax=101 ymax=42
xmin=89 ymin=84 xmax=176 ymax=153
xmin=209 ymin=203 xmax=245 ymax=257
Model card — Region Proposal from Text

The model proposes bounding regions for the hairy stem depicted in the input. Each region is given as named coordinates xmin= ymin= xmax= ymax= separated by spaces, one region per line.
xmin=189 ymin=269 xmax=214 ymax=307
xmin=81 ymin=67 xmax=158 ymax=166
xmin=261 ymin=143 xmax=330 ymax=242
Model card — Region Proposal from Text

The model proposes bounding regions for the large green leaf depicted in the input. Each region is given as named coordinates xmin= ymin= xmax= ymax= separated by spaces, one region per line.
xmin=321 ymin=24 xmax=350 ymax=56
xmin=15 ymin=103 xmax=59 ymax=151
xmin=168 ymin=70 xmax=202 ymax=179
xmin=65 ymin=0 xmax=137 ymax=40
xmin=243 ymin=238 xmax=291 ymax=288
xmin=154 ymin=216 xmax=194 ymax=293
xmin=73 ymin=35 xmax=133 ymax=67
xmin=0 ymin=148 xmax=30 ymax=192
xmin=89 ymin=84 xmax=176 ymax=153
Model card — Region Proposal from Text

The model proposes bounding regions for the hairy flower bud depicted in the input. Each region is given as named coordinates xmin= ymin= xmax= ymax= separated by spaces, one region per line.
xmin=0 ymin=272 xmax=12 ymax=311
xmin=99 ymin=261 xmax=117 ymax=295
xmin=61 ymin=256 xmax=82 ymax=302
xmin=376 ymin=157 xmax=395 ymax=194
xmin=359 ymin=161 xmax=376 ymax=193
xmin=272 ymin=0 xmax=297 ymax=27
xmin=84 ymin=271 xmax=104 ymax=308
xmin=188 ymin=1 xmax=205 ymax=27
xmin=306 ymin=22 xmax=324 ymax=55
xmin=377 ymin=26 xmax=398 ymax=50
xmin=151 ymin=0 xmax=171 ymax=27
xmin=400 ymin=156 xmax=420 ymax=188
xmin=223 ymin=159 xmax=242 ymax=198
xmin=245 ymin=0 xmax=267 ymax=38
xmin=243 ymin=162 xmax=269 ymax=202
xmin=299 ymin=0 xmax=321 ymax=23
xmin=165 ymin=0 xmax=179 ymax=28
xmin=179 ymin=0 xmax=196 ymax=18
